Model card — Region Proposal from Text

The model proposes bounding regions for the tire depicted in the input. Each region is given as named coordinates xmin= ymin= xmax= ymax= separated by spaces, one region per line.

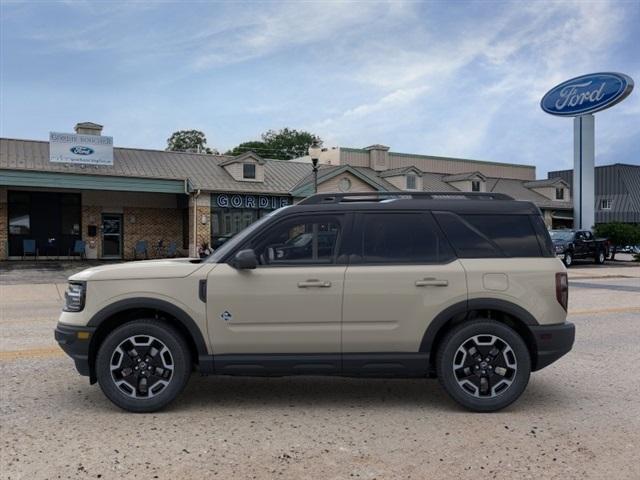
xmin=436 ymin=320 xmax=531 ymax=412
xmin=563 ymin=252 xmax=573 ymax=267
xmin=96 ymin=320 xmax=192 ymax=413
xmin=595 ymin=250 xmax=606 ymax=264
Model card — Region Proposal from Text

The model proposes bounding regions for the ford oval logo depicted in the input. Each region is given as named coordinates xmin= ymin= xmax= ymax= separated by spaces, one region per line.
xmin=70 ymin=146 xmax=95 ymax=155
xmin=541 ymin=72 xmax=633 ymax=117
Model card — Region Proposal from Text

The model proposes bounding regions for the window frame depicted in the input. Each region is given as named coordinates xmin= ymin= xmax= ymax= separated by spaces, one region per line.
xmin=471 ymin=180 xmax=481 ymax=192
xmin=242 ymin=163 xmax=256 ymax=180
xmin=405 ymin=174 xmax=417 ymax=190
xmin=348 ymin=211 xmax=456 ymax=266
xmin=232 ymin=212 xmax=351 ymax=267
xmin=555 ymin=187 xmax=564 ymax=200
xmin=600 ymin=199 xmax=612 ymax=210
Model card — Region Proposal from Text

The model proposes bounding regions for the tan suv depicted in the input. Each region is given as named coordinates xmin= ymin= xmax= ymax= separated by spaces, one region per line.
xmin=55 ymin=192 xmax=574 ymax=413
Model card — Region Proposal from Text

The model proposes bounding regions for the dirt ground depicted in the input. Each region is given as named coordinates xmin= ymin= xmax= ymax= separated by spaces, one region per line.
xmin=1 ymin=264 xmax=639 ymax=479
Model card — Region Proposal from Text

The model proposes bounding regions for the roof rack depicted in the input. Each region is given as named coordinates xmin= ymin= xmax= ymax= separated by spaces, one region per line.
xmin=298 ymin=191 xmax=513 ymax=205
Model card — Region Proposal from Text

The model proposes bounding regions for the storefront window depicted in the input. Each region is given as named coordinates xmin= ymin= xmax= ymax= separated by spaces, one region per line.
xmin=8 ymin=192 xmax=31 ymax=234
xmin=60 ymin=194 xmax=81 ymax=235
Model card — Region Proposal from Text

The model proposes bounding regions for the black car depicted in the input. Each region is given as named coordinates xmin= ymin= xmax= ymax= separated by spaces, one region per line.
xmin=549 ymin=230 xmax=608 ymax=267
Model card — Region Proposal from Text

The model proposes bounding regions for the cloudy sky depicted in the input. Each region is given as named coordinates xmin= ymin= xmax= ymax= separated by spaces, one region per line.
xmin=1 ymin=0 xmax=638 ymax=176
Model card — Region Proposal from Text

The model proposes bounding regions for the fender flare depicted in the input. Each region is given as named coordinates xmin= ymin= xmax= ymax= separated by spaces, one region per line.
xmin=87 ymin=298 xmax=209 ymax=357
xmin=419 ymin=298 xmax=539 ymax=353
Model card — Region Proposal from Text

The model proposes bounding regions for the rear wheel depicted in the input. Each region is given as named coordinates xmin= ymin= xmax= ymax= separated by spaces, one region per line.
xmin=436 ymin=320 xmax=531 ymax=412
xmin=96 ymin=320 xmax=192 ymax=412
xmin=595 ymin=250 xmax=606 ymax=264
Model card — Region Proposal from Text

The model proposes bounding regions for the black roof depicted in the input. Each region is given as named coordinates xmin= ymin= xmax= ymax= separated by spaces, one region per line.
xmin=286 ymin=192 xmax=541 ymax=215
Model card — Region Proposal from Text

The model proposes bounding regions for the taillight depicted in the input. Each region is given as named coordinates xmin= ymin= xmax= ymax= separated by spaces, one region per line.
xmin=556 ymin=272 xmax=568 ymax=311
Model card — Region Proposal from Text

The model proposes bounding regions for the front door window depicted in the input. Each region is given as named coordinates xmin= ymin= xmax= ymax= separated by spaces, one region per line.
xmin=102 ymin=214 xmax=122 ymax=258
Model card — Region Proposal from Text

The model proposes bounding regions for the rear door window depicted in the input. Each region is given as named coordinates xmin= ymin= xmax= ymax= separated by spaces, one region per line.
xmin=433 ymin=211 xmax=501 ymax=258
xmin=356 ymin=212 xmax=454 ymax=264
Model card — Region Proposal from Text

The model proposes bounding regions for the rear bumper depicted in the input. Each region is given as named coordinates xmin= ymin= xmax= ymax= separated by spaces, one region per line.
xmin=54 ymin=323 xmax=95 ymax=377
xmin=530 ymin=322 xmax=575 ymax=371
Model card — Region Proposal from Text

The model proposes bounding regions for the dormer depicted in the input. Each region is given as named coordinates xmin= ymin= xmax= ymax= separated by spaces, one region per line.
xmin=523 ymin=178 xmax=570 ymax=201
xmin=219 ymin=151 xmax=266 ymax=182
xmin=443 ymin=171 xmax=486 ymax=192
xmin=364 ymin=144 xmax=390 ymax=171
xmin=379 ymin=166 xmax=423 ymax=191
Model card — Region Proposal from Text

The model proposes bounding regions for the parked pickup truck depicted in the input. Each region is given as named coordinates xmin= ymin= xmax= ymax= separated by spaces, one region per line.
xmin=549 ymin=230 xmax=609 ymax=267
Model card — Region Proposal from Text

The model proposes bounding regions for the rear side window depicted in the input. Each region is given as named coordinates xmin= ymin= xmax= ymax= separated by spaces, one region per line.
xmin=433 ymin=212 xmax=501 ymax=258
xmin=461 ymin=215 xmax=542 ymax=257
xmin=435 ymin=211 xmax=544 ymax=257
xmin=357 ymin=213 xmax=454 ymax=264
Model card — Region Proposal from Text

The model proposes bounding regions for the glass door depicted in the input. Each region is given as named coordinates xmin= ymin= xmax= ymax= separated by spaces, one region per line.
xmin=102 ymin=214 xmax=123 ymax=259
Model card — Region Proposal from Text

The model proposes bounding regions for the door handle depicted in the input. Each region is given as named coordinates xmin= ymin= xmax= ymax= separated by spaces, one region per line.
xmin=297 ymin=280 xmax=332 ymax=288
xmin=415 ymin=278 xmax=449 ymax=287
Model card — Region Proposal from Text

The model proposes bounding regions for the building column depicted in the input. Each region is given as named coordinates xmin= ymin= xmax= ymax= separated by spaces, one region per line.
xmin=188 ymin=192 xmax=211 ymax=257
xmin=573 ymin=115 xmax=595 ymax=230
xmin=0 ymin=188 xmax=7 ymax=260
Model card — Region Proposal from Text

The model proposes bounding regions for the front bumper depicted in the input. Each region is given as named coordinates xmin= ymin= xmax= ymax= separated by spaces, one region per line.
xmin=530 ymin=322 xmax=575 ymax=371
xmin=54 ymin=323 xmax=96 ymax=377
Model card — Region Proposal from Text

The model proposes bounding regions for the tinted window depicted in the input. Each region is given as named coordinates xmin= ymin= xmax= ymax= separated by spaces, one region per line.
xmin=434 ymin=211 xmax=501 ymax=258
xmin=251 ymin=216 xmax=341 ymax=265
xmin=243 ymin=163 xmax=256 ymax=179
xmin=461 ymin=214 xmax=542 ymax=257
xmin=358 ymin=213 xmax=454 ymax=264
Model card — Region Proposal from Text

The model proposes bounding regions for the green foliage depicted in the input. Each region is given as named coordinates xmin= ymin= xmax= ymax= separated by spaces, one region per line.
xmin=166 ymin=130 xmax=216 ymax=154
xmin=225 ymin=141 xmax=269 ymax=157
xmin=594 ymin=222 xmax=640 ymax=260
xmin=226 ymin=128 xmax=321 ymax=160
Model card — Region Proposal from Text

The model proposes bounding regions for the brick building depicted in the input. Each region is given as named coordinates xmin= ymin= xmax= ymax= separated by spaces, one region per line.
xmin=1 ymin=123 xmax=574 ymax=261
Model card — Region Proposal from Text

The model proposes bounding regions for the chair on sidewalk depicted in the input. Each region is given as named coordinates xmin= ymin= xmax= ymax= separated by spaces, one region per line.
xmin=68 ymin=240 xmax=86 ymax=260
xmin=166 ymin=241 xmax=177 ymax=258
xmin=134 ymin=240 xmax=149 ymax=260
xmin=22 ymin=239 xmax=38 ymax=260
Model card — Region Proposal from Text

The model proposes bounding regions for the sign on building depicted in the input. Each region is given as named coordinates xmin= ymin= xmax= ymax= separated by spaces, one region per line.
xmin=49 ymin=132 xmax=114 ymax=166
xmin=213 ymin=193 xmax=290 ymax=210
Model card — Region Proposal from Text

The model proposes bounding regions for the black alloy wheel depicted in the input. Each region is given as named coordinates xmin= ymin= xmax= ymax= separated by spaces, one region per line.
xmin=96 ymin=320 xmax=191 ymax=412
xmin=437 ymin=320 xmax=531 ymax=412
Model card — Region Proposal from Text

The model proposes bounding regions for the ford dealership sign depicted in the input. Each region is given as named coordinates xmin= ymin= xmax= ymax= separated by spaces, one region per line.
xmin=50 ymin=132 xmax=113 ymax=165
xmin=541 ymin=72 xmax=633 ymax=116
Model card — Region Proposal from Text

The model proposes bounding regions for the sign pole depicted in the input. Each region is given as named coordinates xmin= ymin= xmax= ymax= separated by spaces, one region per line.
xmin=573 ymin=115 xmax=595 ymax=229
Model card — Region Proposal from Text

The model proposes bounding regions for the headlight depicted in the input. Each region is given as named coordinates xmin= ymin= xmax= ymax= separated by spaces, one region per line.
xmin=63 ymin=282 xmax=86 ymax=312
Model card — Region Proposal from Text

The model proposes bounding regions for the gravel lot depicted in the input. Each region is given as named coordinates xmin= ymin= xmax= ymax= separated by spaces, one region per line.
xmin=1 ymin=264 xmax=639 ymax=479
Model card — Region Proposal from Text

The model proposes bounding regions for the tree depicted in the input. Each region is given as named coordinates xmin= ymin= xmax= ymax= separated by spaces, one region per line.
xmin=226 ymin=128 xmax=321 ymax=160
xmin=594 ymin=222 xmax=640 ymax=260
xmin=166 ymin=130 xmax=216 ymax=154
xmin=225 ymin=141 xmax=268 ymax=157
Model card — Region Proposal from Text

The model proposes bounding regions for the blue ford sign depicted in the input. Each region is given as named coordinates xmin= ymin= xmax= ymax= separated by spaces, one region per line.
xmin=541 ymin=72 xmax=633 ymax=116
xmin=70 ymin=146 xmax=95 ymax=155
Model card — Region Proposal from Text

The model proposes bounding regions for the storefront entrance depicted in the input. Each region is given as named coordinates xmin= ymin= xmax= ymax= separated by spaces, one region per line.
xmin=101 ymin=213 xmax=123 ymax=259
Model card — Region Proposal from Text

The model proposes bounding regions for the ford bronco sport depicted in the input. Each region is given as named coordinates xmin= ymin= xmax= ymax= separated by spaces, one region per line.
xmin=55 ymin=192 xmax=574 ymax=413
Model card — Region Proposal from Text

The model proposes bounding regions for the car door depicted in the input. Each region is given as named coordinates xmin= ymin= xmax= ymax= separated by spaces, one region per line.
xmin=341 ymin=212 xmax=467 ymax=372
xmin=207 ymin=213 xmax=348 ymax=369
xmin=574 ymin=231 xmax=587 ymax=258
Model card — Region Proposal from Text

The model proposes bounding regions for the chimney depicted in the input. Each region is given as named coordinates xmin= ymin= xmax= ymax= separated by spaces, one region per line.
xmin=74 ymin=122 xmax=103 ymax=136
xmin=364 ymin=144 xmax=390 ymax=171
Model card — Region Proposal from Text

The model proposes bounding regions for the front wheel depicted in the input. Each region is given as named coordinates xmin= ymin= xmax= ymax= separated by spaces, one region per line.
xmin=563 ymin=252 xmax=573 ymax=267
xmin=436 ymin=320 xmax=531 ymax=412
xmin=96 ymin=320 xmax=192 ymax=412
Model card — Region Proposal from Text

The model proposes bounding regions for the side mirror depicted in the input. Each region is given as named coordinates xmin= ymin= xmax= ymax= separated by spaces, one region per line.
xmin=231 ymin=249 xmax=257 ymax=270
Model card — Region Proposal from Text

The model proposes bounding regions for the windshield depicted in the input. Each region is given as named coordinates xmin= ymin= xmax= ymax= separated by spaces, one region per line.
xmin=549 ymin=230 xmax=574 ymax=241
xmin=206 ymin=207 xmax=289 ymax=263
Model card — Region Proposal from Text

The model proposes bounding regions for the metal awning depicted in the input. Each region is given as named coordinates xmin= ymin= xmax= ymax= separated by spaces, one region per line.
xmin=0 ymin=169 xmax=188 ymax=194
